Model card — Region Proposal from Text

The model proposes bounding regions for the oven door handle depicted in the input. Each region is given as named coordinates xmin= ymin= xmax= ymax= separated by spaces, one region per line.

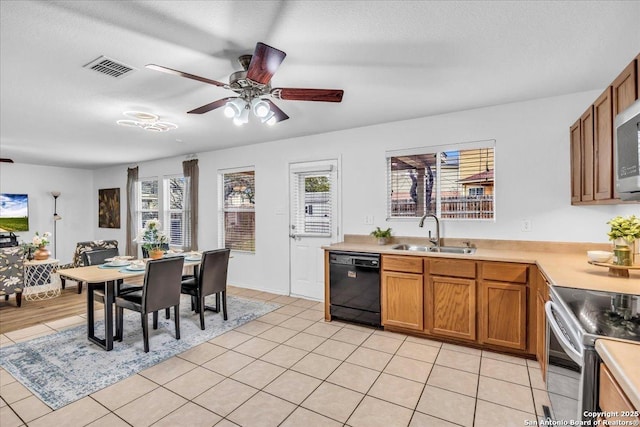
xmin=545 ymin=301 xmax=583 ymax=365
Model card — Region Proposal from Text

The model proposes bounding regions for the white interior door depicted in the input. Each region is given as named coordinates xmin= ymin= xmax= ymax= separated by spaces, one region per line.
xmin=289 ymin=159 xmax=339 ymax=300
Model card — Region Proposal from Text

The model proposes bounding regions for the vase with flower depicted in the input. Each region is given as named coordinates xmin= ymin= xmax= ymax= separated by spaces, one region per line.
xmin=31 ymin=231 xmax=52 ymax=260
xmin=136 ymin=219 xmax=168 ymax=259
xmin=607 ymin=215 xmax=640 ymax=266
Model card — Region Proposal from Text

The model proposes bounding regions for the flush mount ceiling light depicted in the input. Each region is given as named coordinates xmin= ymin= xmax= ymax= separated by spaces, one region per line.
xmin=116 ymin=111 xmax=178 ymax=132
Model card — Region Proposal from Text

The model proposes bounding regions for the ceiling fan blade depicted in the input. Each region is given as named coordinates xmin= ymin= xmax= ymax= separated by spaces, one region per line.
xmin=265 ymin=100 xmax=289 ymax=123
xmin=0 ymin=158 xmax=14 ymax=163
xmin=246 ymin=42 xmax=286 ymax=85
xmin=146 ymin=64 xmax=226 ymax=87
xmin=187 ymin=97 xmax=236 ymax=114
xmin=271 ymin=88 xmax=344 ymax=102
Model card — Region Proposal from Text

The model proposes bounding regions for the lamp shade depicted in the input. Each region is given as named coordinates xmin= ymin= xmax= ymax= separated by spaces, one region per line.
xmin=251 ymin=98 xmax=270 ymax=118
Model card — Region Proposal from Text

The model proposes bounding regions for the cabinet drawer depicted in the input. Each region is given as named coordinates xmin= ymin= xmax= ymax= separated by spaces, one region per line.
xmin=428 ymin=259 xmax=476 ymax=279
xmin=482 ymin=262 xmax=528 ymax=284
xmin=383 ymin=255 xmax=423 ymax=274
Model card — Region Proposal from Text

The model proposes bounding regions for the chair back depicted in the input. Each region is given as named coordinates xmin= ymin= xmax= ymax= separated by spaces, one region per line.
xmin=142 ymin=256 xmax=184 ymax=313
xmin=198 ymin=249 xmax=230 ymax=296
xmin=72 ymin=240 xmax=119 ymax=267
xmin=141 ymin=243 xmax=170 ymax=258
xmin=82 ymin=248 xmax=119 ymax=266
xmin=0 ymin=246 xmax=25 ymax=295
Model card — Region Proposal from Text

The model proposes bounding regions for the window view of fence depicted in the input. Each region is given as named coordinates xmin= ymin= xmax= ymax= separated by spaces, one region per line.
xmin=388 ymin=144 xmax=495 ymax=220
xmin=222 ymin=170 xmax=255 ymax=252
xmin=303 ymin=176 xmax=331 ymax=234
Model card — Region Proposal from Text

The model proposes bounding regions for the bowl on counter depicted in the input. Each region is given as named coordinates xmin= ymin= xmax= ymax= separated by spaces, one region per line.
xmin=587 ymin=251 xmax=613 ymax=263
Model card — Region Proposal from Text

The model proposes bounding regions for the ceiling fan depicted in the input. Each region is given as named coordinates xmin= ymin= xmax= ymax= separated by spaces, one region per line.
xmin=146 ymin=42 xmax=344 ymax=125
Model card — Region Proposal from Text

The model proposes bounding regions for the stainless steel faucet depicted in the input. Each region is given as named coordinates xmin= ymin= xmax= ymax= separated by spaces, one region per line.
xmin=419 ymin=213 xmax=440 ymax=249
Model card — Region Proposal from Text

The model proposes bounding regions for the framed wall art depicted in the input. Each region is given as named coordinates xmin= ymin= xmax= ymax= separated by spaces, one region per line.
xmin=98 ymin=188 xmax=120 ymax=228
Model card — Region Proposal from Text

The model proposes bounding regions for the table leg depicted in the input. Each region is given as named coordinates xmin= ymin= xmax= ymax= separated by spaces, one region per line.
xmin=87 ymin=281 xmax=115 ymax=351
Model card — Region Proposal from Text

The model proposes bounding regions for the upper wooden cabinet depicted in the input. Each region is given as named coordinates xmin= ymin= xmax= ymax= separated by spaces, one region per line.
xmin=570 ymin=119 xmax=582 ymax=203
xmin=570 ymin=54 xmax=639 ymax=205
xmin=612 ymin=59 xmax=638 ymax=117
xmin=593 ymin=87 xmax=614 ymax=200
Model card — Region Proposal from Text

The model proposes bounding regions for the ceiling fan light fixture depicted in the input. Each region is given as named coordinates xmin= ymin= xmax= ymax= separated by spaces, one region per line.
xmin=251 ymin=98 xmax=270 ymax=118
xmin=225 ymin=98 xmax=247 ymax=118
xmin=261 ymin=110 xmax=276 ymax=125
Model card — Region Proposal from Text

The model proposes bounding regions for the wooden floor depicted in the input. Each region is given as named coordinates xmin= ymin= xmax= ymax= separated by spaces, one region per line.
xmin=0 ymin=286 xmax=88 ymax=334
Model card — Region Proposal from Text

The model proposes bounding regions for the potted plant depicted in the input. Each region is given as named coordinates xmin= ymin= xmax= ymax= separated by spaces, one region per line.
xmin=136 ymin=219 xmax=168 ymax=259
xmin=31 ymin=231 xmax=52 ymax=260
xmin=370 ymin=227 xmax=392 ymax=245
xmin=607 ymin=215 xmax=640 ymax=266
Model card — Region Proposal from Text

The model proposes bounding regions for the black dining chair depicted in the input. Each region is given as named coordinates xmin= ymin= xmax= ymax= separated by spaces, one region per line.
xmin=83 ymin=248 xmax=142 ymax=296
xmin=115 ymin=256 xmax=185 ymax=352
xmin=181 ymin=249 xmax=230 ymax=330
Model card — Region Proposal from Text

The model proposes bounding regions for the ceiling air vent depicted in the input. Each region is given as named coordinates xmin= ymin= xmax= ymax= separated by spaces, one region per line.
xmin=83 ymin=56 xmax=136 ymax=78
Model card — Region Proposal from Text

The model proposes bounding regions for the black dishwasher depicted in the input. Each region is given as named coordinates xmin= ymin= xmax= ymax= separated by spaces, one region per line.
xmin=329 ymin=251 xmax=381 ymax=327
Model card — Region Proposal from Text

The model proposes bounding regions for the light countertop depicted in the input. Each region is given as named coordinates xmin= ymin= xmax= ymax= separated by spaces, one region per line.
xmin=324 ymin=241 xmax=640 ymax=295
xmin=595 ymin=339 xmax=640 ymax=411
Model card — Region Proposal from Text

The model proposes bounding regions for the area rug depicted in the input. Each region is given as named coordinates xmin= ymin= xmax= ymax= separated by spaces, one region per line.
xmin=0 ymin=295 xmax=280 ymax=410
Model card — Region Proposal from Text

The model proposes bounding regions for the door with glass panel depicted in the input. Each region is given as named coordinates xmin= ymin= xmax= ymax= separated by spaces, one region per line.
xmin=289 ymin=160 xmax=339 ymax=300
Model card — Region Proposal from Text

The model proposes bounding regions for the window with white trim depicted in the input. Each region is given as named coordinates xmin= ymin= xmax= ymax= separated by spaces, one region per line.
xmin=165 ymin=175 xmax=186 ymax=246
xmin=219 ymin=168 xmax=255 ymax=252
xmin=138 ymin=178 xmax=159 ymax=229
xmin=387 ymin=140 xmax=495 ymax=220
xmin=136 ymin=175 xmax=186 ymax=247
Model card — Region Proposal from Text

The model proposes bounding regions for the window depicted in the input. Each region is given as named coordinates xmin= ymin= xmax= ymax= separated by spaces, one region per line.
xmin=387 ymin=140 xmax=495 ymax=220
xmin=165 ymin=176 xmax=185 ymax=246
xmin=291 ymin=172 xmax=333 ymax=236
xmin=219 ymin=168 xmax=255 ymax=252
xmin=136 ymin=175 xmax=187 ymax=247
xmin=138 ymin=178 xmax=159 ymax=229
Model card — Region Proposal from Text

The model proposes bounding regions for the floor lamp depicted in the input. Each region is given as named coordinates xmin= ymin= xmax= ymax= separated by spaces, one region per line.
xmin=52 ymin=191 xmax=61 ymax=258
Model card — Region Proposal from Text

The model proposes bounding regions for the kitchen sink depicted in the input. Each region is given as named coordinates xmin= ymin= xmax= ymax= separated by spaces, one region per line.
xmin=391 ymin=244 xmax=476 ymax=255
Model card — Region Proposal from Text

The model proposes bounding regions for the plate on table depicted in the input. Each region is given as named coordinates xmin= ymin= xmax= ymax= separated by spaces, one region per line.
xmin=126 ymin=263 xmax=146 ymax=271
xmin=104 ymin=256 xmax=133 ymax=262
xmin=102 ymin=261 xmax=130 ymax=268
xmin=185 ymin=255 xmax=201 ymax=262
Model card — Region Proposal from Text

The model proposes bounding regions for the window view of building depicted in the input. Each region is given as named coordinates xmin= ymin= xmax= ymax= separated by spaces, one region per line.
xmin=388 ymin=144 xmax=495 ymax=219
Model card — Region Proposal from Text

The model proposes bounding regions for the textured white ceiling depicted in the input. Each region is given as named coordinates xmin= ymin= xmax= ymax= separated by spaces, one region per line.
xmin=1 ymin=0 xmax=639 ymax=169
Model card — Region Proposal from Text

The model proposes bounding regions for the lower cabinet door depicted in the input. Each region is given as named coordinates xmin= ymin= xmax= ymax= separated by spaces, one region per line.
xmin=428 ymin=276 xmax=476 ymax=341
xmin=381 ymin=271 xmax=424 ymax=330
xmin=481 ymin=281 xmax=527 ymax=350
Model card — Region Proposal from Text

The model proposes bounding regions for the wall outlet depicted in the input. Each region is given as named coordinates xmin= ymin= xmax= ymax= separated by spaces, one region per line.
xmin=521 ymin=219 xmax=532 ymax=232
xmin=364 ymin=215 xmax=374 ymax=225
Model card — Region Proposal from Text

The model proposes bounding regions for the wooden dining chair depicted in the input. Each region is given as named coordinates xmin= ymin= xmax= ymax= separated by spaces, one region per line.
xmin=181 ymin=249 xmax=230 ymax=330
xmin=114 ymin=256 xmax=184 ymax=352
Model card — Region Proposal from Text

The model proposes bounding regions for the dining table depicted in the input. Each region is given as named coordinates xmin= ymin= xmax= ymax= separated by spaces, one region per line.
xmin=58 ymin=255 xmax=201 ymax=351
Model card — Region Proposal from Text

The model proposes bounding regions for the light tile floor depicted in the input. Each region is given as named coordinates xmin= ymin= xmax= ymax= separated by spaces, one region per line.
xmin=0 ymin=286 xmax=550 ymax=427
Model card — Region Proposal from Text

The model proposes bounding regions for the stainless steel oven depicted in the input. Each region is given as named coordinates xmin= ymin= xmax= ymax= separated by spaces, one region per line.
xmin=545 ymin=286 xmax=639 ymax=422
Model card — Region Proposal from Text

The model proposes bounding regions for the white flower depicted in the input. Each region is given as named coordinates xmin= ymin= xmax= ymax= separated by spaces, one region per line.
xmin=32 ymin=236 xmax=42 ymax=245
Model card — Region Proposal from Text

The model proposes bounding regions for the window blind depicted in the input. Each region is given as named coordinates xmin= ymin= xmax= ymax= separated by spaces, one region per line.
xmin=165 ymin=176 xmax=185 ymax=247
xmin=291 ymin=170 xmax=333 ymax=237
xmin=387 ymin=140 xmax=495 ymax=220
xmin=138 ymin=178 xmax=159 ymax=230
xmin=220 ymin=169 xmax=255 ymax=252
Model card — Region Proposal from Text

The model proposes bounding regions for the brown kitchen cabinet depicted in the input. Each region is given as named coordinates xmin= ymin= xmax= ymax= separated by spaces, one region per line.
xmin=536 ymin=268 xmax=550 ymax=380
xmin=480 ymin=262 xmax=528 ymax=350
xmin=599 ymin=363 xmax=640 ymax=421
xmin=570 ymin=53 xmax=639 ymax=206
xmin=570 ymin=119 xmax=582 ymax=203
xmin=381 ymin=255 xmax=424 ymax=331
xmin=427 ymin=259 xmax=477 ymax=342
xmin=581 ymin=106 xmax=595 ymax=202
xmin=593 ymin=87 xmax=614 ymax=200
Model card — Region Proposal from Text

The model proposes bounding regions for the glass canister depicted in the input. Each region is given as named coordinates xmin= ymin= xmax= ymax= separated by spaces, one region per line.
xmin=613 ymin=245 xmax=632 ymax=266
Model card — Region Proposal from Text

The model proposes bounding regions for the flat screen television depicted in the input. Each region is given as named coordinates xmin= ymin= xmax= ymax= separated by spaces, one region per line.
xmin=0 ymin=193 xmax=29 ymax=232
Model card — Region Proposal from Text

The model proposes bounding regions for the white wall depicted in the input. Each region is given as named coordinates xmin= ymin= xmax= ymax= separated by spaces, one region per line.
xmin=4 ymin=91 xmax=635 ymax=295
xmin=0 ymin=162 xmax=94 ymax=264
xmin=89 ymin=90 xmax=639 ymax=296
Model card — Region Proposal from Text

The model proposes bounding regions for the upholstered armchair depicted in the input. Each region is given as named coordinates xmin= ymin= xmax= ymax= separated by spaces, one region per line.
xmin=0 ymin=246 xmax=25 ymax=307
xmin=58 ymin=240 xmax=119 ymax=293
